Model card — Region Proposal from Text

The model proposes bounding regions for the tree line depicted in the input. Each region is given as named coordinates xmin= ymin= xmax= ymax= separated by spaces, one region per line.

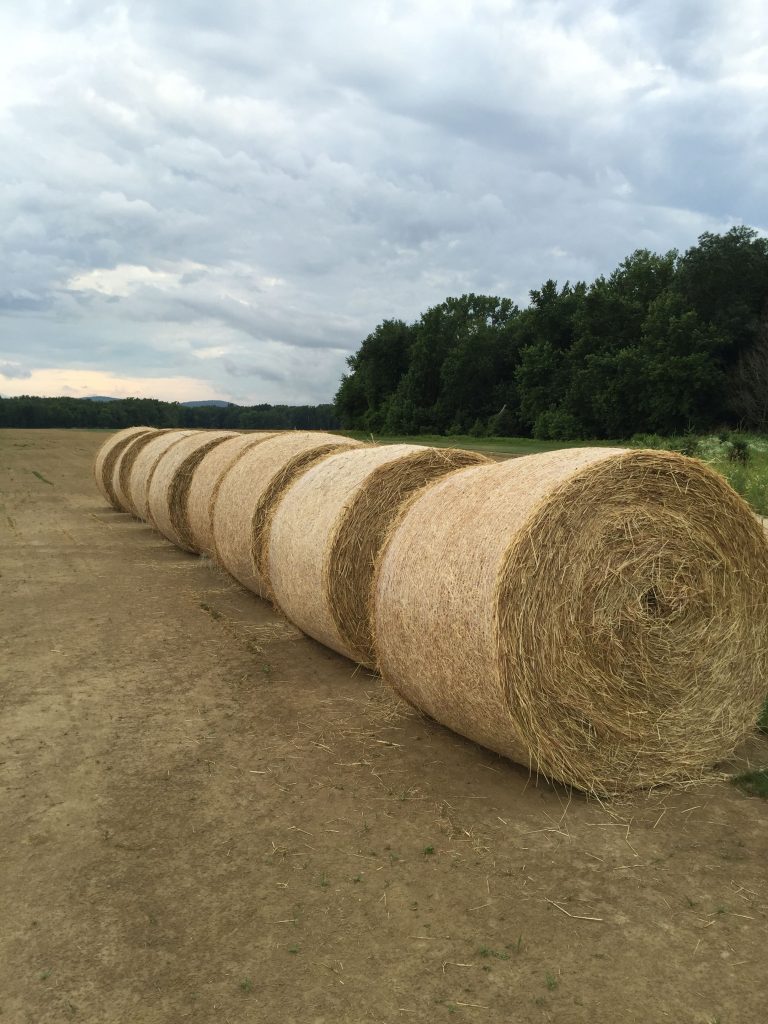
xmin=0 ymin=396 xmax=340 ymax=431
xmin=334 ymin=226 xmax=768 ymax=438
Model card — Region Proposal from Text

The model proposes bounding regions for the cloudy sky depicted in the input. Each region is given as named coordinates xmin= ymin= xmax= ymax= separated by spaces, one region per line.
xmin=1 ymin=1 xmax=766 ymax=405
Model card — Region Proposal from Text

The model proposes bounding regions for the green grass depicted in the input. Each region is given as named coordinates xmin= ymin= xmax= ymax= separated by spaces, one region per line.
xmin=31 ymin=469 xmax=54 ymax=485
xmin=478 ymin=946 xmax=509 ymax=960
xmin=731 ymin=769 xmax=768 ymax=799
xmin=337 ymin=431 xmax=614 ymax=458
xmin=338 ymin=430 xmax=768 ymax=516
xmin=628 ymin=432 xmax=768 ymax=517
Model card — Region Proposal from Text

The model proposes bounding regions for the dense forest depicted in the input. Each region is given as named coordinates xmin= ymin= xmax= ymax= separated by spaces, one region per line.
xmin=335 ymin=226 xmax=768 ymax=439
xmin=0 ymin=397 xmax=339 ymax=431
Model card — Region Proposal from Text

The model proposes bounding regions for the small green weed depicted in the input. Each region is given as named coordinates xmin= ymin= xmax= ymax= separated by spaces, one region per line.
xmin=288 ymin=944 xmax=300 ymax=954
xmin=545 ymin=971 xmax=558 ymax=991
xmin=423 ymin=845 xmax=435 ymax=855
xmin=39 ymin=969 xmax=51 ymax=981
xmin=478 ymin=946 xmax=509 ymax=961
xmin=731 ymin=769 xmax=768 ymax=799
xmin=32 ymin=470 xmax=53 ymax=485
xmin=240 ymin=977 xmax=253 ymax=993
xmin=199 ymin=602 xmax=222 ymax=621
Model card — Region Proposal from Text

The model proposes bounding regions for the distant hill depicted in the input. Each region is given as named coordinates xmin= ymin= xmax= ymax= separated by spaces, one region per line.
xmin=181 ymin=400 xmax=234 ymax=408
xmin=83 ymin=396 xmax=235 ymax=408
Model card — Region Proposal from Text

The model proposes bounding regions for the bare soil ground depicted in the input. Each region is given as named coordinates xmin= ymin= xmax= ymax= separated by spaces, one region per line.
xmin=1 ymin=429 xmax=767 ymax=1024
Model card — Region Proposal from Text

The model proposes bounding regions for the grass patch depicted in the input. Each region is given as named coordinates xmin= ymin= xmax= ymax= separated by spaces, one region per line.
xmin=731 ymin=769 xmax=768 ymax=799
xmin=31 ymin=470 xmax=54 ymax=485
xmin=629 ymin=432 xmax=768 ymax=517
xmin=478 ymin=946 xmax=509 ymax=960
xmin=338 ymin=430 xmax=768 ymax=516
xmin=336 ymin=431 xmax=616 ymax=458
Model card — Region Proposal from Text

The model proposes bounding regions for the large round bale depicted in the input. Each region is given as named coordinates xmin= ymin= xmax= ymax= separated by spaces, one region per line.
xmin=127 ymin=430 xmax=197 ymax=521
xmin=146 ymin=430 xmax=241 ymax=545
xmin=112 ymin=428 xmax=178 ymax=513
xmin=212 ymin=432 xmax=361 ymax=598
xmin=185 ymin=433 xmax=278 ymax=556
xmin=93 ymin=427 xmax=154 ymax=508
xmin=374 ymin=448 xmax=768 ymax=794
xmin=269 ymin=444 xmax=489 ymax=666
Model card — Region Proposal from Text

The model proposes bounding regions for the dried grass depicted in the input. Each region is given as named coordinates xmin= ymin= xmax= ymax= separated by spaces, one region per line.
xmin=93 ymin=427 xmax=153 ymax=508
xmin=113 ymin=428 xmax=177 ymax=513
xmin=212 ymin=432 xmax=361 ymax=597
xmin=269 ymin=444 xmax=488 ymax=665
xmin=147 ymin=431 xmax=240 ymax=545
xmin=374 ymin=448 xmax=768 ymax=794
xmin=127 ymin=430 xmax=196 ymax=521
xmin=185 ymin=433 xmax=278 ymax=555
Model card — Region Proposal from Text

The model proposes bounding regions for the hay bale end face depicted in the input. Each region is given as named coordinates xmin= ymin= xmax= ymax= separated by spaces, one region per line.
xmin=112 ymin=428 xmax=177 ymax=513
xmin=127 ymin=430 xmax=196 ymax=521
xmin=374 ymin=448 xmax=768 ymax=794
xmin=212 ymin=432 xmax=361 ymax=598
xmin=185 ymin=433 xmax=279 ymax=556
xmin=93 ymin=427 xmax=154 ymax=508
xmin=147 ymin=431 xmax=240 ymax=548
xmin=269 ymin=444 xmax=490 ymax=665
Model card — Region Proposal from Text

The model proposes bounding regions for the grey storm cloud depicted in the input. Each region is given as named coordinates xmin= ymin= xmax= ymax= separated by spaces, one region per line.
xmin=0 ymin=0 xmax=766 ymax=403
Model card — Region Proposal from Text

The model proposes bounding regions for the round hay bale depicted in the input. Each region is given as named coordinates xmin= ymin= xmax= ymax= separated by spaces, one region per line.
xmin=212 ymin=432 xmax=361 ymax=598
xmin=185 ymin=433 xmax=279 ymax=556
xmin=127 ymin=430 xmax=197 ymax=521
xmin=373 ymin=448 xmax=768 ymax=794
xmin=147 ymin=430 xmax=240 ymax=545
xmin=269 ymin=444 xmax=489 ymax=666
xmin=112 ymin=428 xmax=178 ymax=513
xmin=93 ymin=427 xmax=154 ymax=508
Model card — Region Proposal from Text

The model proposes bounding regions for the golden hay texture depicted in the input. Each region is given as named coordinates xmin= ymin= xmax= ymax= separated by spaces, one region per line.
xmin=127 ymin=430 xmax=196 ymax=521
xmin=147 ymin=431 xmax=240 ymax=545
xmin=184 ymin=433 xmax=279 ymax=556
xmin=269 ymin=444 xmax=489 ymax=666
xmin=93 ymin=427 xmax=154 ymax=508
xmin=112 ymin=428 xmax=177 ymax=513
xmin=212 ymin=432 xmax=361 ymax=598
xmin=374 ymin=448 xmax=768 ymax=794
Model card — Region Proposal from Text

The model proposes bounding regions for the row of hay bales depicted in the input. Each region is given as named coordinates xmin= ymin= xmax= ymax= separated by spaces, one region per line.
xmin=94 ymin=427 xmax=768 ymax=794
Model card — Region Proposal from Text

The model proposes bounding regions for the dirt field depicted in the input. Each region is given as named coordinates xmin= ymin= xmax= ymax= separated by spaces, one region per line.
xmin=2 ymin=429 xmax=767 ymax=1024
